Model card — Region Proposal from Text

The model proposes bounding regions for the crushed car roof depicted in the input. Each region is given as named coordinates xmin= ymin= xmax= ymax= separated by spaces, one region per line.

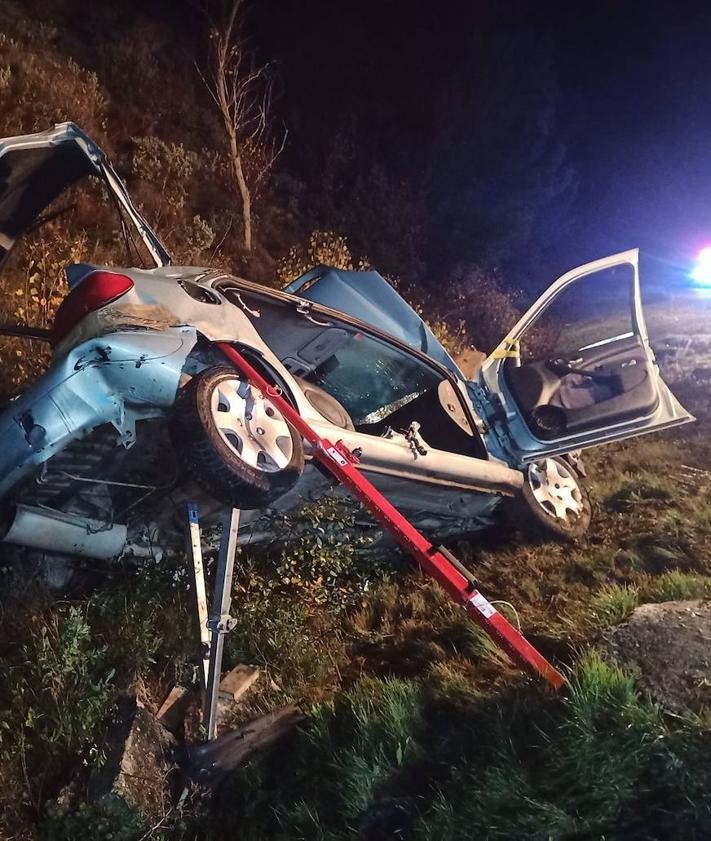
xmin=285 ymin=266 xmax=463 ymax=377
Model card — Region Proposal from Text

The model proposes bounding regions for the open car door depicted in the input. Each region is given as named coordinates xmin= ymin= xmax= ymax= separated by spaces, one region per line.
xmin=474 ymin=249 xmax=694 ymax=464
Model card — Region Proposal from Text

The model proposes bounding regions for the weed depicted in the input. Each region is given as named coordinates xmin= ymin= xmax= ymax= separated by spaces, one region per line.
xmin=643 ymin=569 xmax=711 ymax=602
xmin=590 ymin=583 xmax=639 ymax=625
xmin=40 ymin=795 xmax=150 ymax=841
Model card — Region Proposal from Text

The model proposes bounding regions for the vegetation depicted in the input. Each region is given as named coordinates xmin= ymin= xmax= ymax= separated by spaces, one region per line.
xmin=214 ymin=652 xmax=711 ymax=839
xmin=3 ymin=373 xmax=710 ymax=837
xmin=0 ymin=2 xmax=709 ymax=839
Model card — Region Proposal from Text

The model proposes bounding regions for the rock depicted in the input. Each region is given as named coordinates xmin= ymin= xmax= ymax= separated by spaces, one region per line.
xmin=602 ymin=600 xmax=711 ymax=713
xmin=89 ymin=696 xmax=176 ymax=820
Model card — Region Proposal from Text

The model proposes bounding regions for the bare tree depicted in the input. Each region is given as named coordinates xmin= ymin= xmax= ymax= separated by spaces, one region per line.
xmin=200 ymin=0 xmax=285 ymax=252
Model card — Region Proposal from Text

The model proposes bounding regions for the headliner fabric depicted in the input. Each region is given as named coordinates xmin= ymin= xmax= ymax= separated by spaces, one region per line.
xmin=0 ymin=143 xmax=94 ymax=243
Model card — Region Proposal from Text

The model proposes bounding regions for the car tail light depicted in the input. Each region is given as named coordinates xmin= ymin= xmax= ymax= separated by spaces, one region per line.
xmin=51 ymin=271 xmax=134 ymax=346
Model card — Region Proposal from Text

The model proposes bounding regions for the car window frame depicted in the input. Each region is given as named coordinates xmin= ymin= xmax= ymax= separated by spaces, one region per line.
xmin=214 ymin=275 xmax=488 ymax=459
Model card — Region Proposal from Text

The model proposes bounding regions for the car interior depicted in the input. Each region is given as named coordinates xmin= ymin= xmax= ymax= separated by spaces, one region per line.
xmin=216 ymin=281 xmax=487 ymax=459
xmin=502 ymin=264 xmax=658 ymax=440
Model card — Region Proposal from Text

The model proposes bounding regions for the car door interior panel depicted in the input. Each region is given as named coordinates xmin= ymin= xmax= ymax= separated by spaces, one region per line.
xmin=504 ymin=334 xmax=659 ymax=440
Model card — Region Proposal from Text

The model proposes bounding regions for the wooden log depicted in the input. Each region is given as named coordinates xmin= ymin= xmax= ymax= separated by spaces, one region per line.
xmin=182 ymin=704 xmax=305 ymax=783
xmin=218 ymin=664 xmax=260 ymax=702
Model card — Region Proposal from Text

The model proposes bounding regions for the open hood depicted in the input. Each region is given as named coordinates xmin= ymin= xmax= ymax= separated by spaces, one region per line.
xmin=0 ymin=122 xmax=170 ymax=268
xmin=284 ymin=266 xmax=463 ymax=377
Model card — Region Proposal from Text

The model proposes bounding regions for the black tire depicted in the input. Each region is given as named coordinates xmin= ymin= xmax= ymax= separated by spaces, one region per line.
xmin=503 ymin=455 xmax=592 ymax=542
xmin=170 ymin=365 xmax=304 ymax=510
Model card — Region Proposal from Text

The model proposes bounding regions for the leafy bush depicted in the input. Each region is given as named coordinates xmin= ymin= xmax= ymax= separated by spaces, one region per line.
xmin=0 ymin=27 xmax=107 ymax=139
xmin=276 ymin=230 xmax=368 ymax=285
xmin=236 ymin=497 xmax=386 ymax=611
xmin=40 ymin=796 xmax=149 ymax=841
xmin=1 ymin=605 xmax=115 ymax=758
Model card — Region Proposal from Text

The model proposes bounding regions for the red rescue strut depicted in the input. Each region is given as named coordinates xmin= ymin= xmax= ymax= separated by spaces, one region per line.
xmin=215 ymin=342 xmax=565 ymax=690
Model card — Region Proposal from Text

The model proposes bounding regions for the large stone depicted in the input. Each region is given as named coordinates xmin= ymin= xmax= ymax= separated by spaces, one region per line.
xmin=89 ymin=696 xmax=176 ymax=820
xmin=603 ymin=600 xmax=711 ymax=713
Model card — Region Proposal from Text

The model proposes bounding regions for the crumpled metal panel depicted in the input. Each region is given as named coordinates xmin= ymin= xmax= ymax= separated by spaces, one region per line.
xmin=0 ymin=327 xmax=197 ymax=497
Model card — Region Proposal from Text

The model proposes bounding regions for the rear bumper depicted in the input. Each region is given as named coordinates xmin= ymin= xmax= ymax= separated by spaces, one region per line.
xmin=0 ymin=327 xmax=197 ymax=498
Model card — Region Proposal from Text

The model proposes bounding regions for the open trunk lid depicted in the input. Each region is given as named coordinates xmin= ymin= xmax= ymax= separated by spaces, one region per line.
xmin=0 ymin=122 xmax=170 ymax=268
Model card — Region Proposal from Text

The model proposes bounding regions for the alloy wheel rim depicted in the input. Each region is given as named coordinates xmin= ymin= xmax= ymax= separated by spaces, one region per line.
xmin=210 ymin=377 xmax=293 ymax=472
xmin=527 ymin=458 xmax=583 ymax=522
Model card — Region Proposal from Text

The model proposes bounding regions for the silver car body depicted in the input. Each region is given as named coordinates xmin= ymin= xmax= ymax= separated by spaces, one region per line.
xmin=0 ymin=124 xmax=694 ymax=557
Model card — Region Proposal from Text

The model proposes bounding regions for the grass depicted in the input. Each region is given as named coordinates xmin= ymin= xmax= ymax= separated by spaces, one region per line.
xmin=591 ymin=583 xmax=640 ymax=625
xmin=603 ymin=472 xmax=675 ymax=513
xmin=208 ymin=652 xmax=711 ymax=839
xmin=643 ymin=569 xmax=711 ymax=603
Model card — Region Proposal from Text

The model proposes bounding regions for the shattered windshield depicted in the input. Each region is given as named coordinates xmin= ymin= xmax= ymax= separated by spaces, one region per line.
xmin=305 ymin=331 xmax=441 ymax=425
xmin=218 ymin=283 xmax=444 ymax=425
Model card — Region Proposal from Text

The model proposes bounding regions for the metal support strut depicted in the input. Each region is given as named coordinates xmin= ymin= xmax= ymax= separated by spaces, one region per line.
xmin=215 ymin=342 xmax=565 ymax=690
xmin=187 ymin=504 xmax=242 ymax=740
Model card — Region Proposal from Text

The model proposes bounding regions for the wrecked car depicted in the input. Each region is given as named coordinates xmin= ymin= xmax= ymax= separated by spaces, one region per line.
xmin=0 ymin=123 xmax=694 ymax=564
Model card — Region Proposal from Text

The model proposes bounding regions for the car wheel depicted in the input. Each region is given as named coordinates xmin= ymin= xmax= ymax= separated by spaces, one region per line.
xmin=504 ymin=455 xmax=591 ymax=541
xmin=171 ymin=365 xmax=304 ymax=510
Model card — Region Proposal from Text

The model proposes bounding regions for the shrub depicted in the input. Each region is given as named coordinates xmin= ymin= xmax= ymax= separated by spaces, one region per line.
xmin=2 ymin=605 xmax=116 ymax=758
xmin=236 ymin=497 xmax=385 ymax=612
xmin=40 ymin=796 xmax=149 ymax=841
xmin=275 ymin=230 xmax=368 ymax=285
xmin=0 ymin=24 xmax=107 ymax=140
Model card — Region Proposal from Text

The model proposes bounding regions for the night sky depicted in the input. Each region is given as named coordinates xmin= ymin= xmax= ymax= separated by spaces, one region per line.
xmin=251 ymin=0 xmax=711 ymax=290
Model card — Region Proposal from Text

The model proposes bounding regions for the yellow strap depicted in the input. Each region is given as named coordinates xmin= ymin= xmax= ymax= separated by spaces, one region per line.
xmin=491 ymin=339 xmax=520 ymax=360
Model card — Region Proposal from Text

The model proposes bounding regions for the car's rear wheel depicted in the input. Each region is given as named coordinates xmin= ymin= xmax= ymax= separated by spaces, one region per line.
xmin=171 ymin=365 xmax=304 ymax=510
xmin=503 ymin=455 xmax=591 ymax=541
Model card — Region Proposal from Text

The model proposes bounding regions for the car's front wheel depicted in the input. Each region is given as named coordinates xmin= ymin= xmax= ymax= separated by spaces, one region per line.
xmin=503 ymin=455 xmax=591 ymax=541
xmin=171 ymin=365 xmax=304 ymax=510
